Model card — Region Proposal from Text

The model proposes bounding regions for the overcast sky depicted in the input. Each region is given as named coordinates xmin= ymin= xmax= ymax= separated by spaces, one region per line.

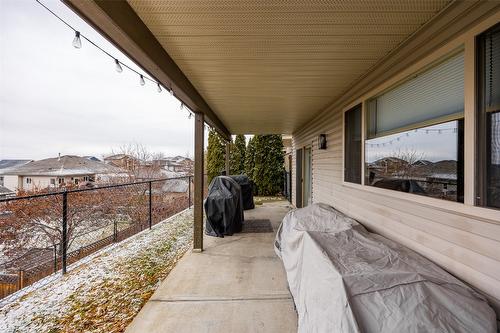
xmin=0 ymin=0 xmax=203 ymax=161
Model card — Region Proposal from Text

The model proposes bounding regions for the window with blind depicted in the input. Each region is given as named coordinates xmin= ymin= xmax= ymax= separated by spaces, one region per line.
xmin=477 ymin=23 xmax=500 ymax=209
xmin=365 ymin=52 xmax=465 ymax=202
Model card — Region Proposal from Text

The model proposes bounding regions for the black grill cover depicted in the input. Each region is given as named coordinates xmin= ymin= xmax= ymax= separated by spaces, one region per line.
xmin=229 ymin=175 xmax=255 ymax=210
xmin=204 ymin=176 xmax=244 ymax=237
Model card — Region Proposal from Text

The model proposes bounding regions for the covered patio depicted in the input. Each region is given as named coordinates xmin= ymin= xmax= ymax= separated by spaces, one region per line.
xmin=62 ymin=0 xmax=500 ymax=331
xmin=125 ymin=201 xmax=297 ymax=333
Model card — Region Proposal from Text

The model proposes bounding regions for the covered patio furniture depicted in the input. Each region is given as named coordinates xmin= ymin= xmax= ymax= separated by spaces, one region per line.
xmin=204 ymin=176 xmax=244 ymax=237
xmin=230 ymin=175 xmax=255 ymax=210
xmin=275 ymin=203 xmax=497 ymax=333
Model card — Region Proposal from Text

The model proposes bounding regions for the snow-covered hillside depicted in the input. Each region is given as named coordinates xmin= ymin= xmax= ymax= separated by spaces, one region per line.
xmin=0 ymin=209 xmax=193 ymax=333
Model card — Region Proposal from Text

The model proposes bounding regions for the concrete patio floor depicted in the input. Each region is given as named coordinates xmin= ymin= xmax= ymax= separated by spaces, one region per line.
xmin=126 ymin=200 xmax=297 ymax=333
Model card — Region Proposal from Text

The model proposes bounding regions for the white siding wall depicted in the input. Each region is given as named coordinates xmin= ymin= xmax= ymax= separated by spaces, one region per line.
xmin=291 ymin=16 xmax=500 ymax=318
xmin=3 ymin=175 xmax=20 ymax=192
xmin=21 ymin=176 xmax=54 ymax=191
xmin=292 ymin=107 xmax=500 ymax=317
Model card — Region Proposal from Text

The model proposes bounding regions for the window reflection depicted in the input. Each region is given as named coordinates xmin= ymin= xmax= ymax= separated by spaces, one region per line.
xmin=487 ymin=112 xmax=500 ymax=208
xmin=365 ymin=120 xmax=464 ymax=202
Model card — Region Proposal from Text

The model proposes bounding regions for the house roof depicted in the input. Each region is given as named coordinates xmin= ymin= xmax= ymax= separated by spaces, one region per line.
xmin=0 ymin=160 xmax=33 ymax=170
xmin=0 ymin=185 xmax=15 ymax=195
xmin=0 ymin=155 xmax=127 ymax=176
xmin=104 ymin=154 xmax=135 ymax=161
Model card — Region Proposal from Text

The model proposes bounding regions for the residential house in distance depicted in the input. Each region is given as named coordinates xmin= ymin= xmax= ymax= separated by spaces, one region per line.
xmin=0 ymin=159 xmax=33 ymax=187
xmin=0 ymin=155 xmax=128 ymax=193
xmin=167 ymin=156 xmax=193 ymax=173
xmin=150 ymin=156 xmax=193 ymax=173
xmin=104 ymin=154 xmax=139 ymax=173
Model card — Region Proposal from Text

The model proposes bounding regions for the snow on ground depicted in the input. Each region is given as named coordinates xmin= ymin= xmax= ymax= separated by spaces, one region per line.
xmin=0 ymin=209 xmax=193 ymax=333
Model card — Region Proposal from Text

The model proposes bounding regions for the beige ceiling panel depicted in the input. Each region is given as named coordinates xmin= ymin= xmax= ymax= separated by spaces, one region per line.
xmin=127 ymin=0 xmax=451 ymax=134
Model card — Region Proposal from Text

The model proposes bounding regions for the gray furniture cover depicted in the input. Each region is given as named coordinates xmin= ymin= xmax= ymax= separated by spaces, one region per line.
xmin=204 ymin=176 xmax=244 ymax=237
xmin=275 ymin=203 xmax=497 ymax=333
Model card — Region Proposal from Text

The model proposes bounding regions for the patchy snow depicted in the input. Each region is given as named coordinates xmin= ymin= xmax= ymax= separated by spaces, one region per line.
xmin=0 ymin=208 xmax=193 ymax=333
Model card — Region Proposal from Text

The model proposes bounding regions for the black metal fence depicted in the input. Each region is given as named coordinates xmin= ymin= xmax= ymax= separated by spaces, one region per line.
xmin=0 ymin=176 xmax=193 ymax=301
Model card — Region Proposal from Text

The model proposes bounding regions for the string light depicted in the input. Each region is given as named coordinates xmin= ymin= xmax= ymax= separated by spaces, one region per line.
xmin=368 ymin=126 xmax=459 ymax=148
xmin=114 ymin=59 xmax=123 ymax=73
xmin=72 ymin=31 xmax=81 ymax=48
xmin=188 ymin=112 xmax=192 ymax=119
xmin=34 ymin=0 xmax=189 ymax=105
xmin=180 ymin=102 xmax=184 ymax=110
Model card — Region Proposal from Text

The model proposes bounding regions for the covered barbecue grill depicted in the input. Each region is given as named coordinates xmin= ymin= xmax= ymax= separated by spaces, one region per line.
xmin=229 ymin=175 xmax=255 ymax=210
xmin=204 ymin=176 xmax=244 ymax=237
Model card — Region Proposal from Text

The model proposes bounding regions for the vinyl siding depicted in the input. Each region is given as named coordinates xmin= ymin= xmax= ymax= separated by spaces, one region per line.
xmin=291 ymin=14 xmax=500 ymax=319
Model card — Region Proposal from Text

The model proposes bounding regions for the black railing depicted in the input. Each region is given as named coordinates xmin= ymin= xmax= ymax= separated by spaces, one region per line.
xmin=0 ymin=176 xmax=193 ymax=301
xmin=283 ymin=171 xmax=292 ymax=202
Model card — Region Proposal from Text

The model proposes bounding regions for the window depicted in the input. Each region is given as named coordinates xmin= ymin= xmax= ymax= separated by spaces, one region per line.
xmin=50 ymin=178 xmax=55 ymax=185
xmin=0 ymin=176 xmax=3 ymax=186
xmin=344 ymin=104 xmax=362 ymax=183
xmin=26 ymin=177 xmax=32 ymax=184
xmin=477 ymin=23 xmax=500 ymax=209
xmin=58 ymin=178 xmax=64 ymax=185
xmin=365 ymin=52 xmax=465 ymax=202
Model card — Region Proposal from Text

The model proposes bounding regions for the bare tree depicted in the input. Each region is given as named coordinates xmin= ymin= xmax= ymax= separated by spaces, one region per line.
xmin=375 ymin=148 xmax=426 ymax=179
xmin=108 ymin=142 xmax=165 ymax=180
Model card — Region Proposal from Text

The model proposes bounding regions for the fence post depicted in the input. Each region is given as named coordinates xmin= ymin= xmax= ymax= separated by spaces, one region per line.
xmin=17 ymin=269 xmax=25 ymax=290
xmin=149 ymin=181 xmax=152 ymax=230
xmin=62 ymin=191 xmax=68 ymax=275
xmin=113 ymin=220 xmax=118 ymax=242
xmin=53 ymin=243 xmax=57 ymax=273
xmin=188 ymin=176 xmax=191 ymax=208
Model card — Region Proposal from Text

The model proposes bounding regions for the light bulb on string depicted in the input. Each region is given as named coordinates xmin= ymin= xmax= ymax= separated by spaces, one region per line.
xmin=169 ymin=86 xmax=174 ymax=96
xmin=180 ymin=102 xmax=184 ymax=110
xmin=188 ymin=112 xmax=192 ymax=119
xmin=139 ymin=75 xmax=146 ymax=86
xmin=115 ymin=59 xmax=123 ymax=73
xmin=72 ymin=31 xmax=82 ymax=48
xmin=157 ymin=83 xmax=162 ymax=93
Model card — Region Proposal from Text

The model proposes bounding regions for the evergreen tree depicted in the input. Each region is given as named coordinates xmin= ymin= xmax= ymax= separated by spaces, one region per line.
xmin=252 ymin=135 xmax=284 ymax=195
xmin=245 ymin=136 xmax=256 ymax=179
xmin=230 ymin=134 xmax=246 ymax=174
xmin=206 ymin=129 xmax=226 ymax=184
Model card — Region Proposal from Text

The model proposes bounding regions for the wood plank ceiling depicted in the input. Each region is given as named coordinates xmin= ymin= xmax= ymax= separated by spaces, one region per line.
xmin=127 ymin=0 xmax=451 ymax=134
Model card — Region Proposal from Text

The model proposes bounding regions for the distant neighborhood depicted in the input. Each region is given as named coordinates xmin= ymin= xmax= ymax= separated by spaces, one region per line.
xmin=0 ymin=154 xmax=194 ymax=199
